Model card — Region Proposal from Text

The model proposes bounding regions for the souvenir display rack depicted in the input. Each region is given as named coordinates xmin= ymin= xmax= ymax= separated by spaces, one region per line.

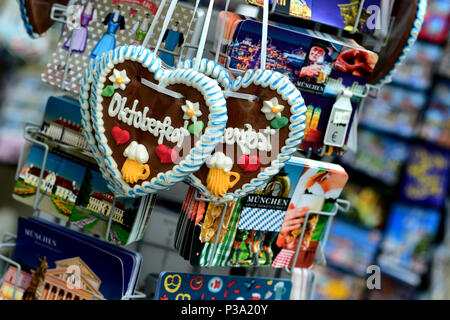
xmin=0 ymin=0 xmax=432 ymax=301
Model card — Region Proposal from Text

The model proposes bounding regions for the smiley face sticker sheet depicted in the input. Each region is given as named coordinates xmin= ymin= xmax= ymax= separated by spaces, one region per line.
xmin=155 ymin=272 xmax=292 ymax=300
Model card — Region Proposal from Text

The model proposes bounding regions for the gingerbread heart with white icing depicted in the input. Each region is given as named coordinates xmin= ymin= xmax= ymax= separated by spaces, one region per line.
xmin=80 ymin=57 xmax=128 ymax=197
xmin=84 ymin=46 xmax=228 ymax=197
xmin=185 ymin=68 xmax=307 ymax=201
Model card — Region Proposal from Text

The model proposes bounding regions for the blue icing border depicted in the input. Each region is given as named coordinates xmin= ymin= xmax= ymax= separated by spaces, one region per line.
xmin=19 ymin=0 xmax=39 ymax=38
xmin=178 ymin=58 xmax=232 ymax=91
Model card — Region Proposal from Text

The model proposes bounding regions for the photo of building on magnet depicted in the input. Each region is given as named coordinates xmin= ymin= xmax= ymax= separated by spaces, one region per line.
xmin=40 ymin=97 xmax=88 ymax=151
xmin=13 ymin=146 xmax=87 ymax=220
xmin=69 ymin=168 xmax=142 ymax=245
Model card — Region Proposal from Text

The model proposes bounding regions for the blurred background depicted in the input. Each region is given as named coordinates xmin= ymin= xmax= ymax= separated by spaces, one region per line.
xmin=0 ymin=0 xmax=449 ymax=300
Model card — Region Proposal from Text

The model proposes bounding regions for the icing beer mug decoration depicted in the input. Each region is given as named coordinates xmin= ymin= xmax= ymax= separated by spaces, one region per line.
xmin=205 ymin=152 xmax=240 ymax=197
xmin=121 ymin=141 xmax=151 ymax=184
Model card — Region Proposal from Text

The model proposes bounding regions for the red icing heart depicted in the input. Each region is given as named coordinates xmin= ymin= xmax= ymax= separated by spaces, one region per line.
xmin=111 ymin=126 xmax=130 ymax=145
xmin=156 ymin=144 xmax=178 ymax=164
xmin=238 ymin=155 xmax=261 ymax=172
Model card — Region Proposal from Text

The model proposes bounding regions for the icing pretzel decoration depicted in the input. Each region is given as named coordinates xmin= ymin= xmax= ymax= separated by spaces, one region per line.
xmin=180 ymin=60 xmax=307 ymax=201
xmin=80 ymin=46 xmax=228 ymax=197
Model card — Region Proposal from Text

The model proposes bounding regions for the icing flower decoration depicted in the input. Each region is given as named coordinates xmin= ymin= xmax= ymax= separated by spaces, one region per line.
xmin=206 ymin=152 xmax=240 ymax=196
xmin=109 ymin=69 xmax=131 ymax=90
xmin=261 ymin=97 xmax=285 ymax=121
xmin=181 ymin=100 xmax=202 ymax=123
xmin=121 ymin=141 xmax=150 ymax=184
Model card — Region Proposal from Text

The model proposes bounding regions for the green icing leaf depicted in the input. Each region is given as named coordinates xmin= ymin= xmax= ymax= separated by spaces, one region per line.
xmin=271 ymin=116 xmax=289 ymax=130
xmin=102 ymin=85 xmax=115 ymax=97
xmin=188 ymin=121 xmax=205 ymax=137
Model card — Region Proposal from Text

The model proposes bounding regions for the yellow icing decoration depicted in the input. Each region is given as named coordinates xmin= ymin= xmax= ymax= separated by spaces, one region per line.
xmin=115 ymin=77 xmax=124 ymax=85
xmin=206 ymin=167 xmax=240 ymax=196
xmin=121 ymin=158 xmax=150 ymax=184
xmin=271 ymin=105 xmax=281 ymax=114
xmin=187 ymin=108 xmax=196 ymax=117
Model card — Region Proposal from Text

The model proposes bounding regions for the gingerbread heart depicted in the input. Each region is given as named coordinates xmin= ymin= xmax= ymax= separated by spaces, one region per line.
xmin=186 ymin=68 xmax=307 ymax=201
xmin=86 ymin=46 xmax=228 ymax=197
xmin=369 ymin=0 xmax=427 ymax=86
xmin=19 ymin=0 xmax=69 ymax=38
xmin=79 ymin=58 xmax=128 ymax=197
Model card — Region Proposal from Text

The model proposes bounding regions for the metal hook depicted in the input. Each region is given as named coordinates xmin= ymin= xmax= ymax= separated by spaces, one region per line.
xmin=50 ymin=4 xmax=68 ymax=24
xmin=105 ymin=195 xmax=117 ymax=242
xmin=349 ymin=0 xmax=366 ymax=34
xmin=23 ymin=124 xmax=50 ymax=211
xmin=0 ymin=243 xmax=20 ymax=300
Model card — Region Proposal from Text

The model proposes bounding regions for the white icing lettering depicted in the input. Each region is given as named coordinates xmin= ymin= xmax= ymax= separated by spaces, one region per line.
xmin=108 ymin=92 xmax=189 ymax=147
xmin=220 ymin=124 xmax=276 ymax=155
xmin=264 ymin=126 xmax=276 ymax=151
xmin=133 ymin=110 xmax=142 ymax=128
xmin=108 ymin=93 xmax=124 ymax=117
